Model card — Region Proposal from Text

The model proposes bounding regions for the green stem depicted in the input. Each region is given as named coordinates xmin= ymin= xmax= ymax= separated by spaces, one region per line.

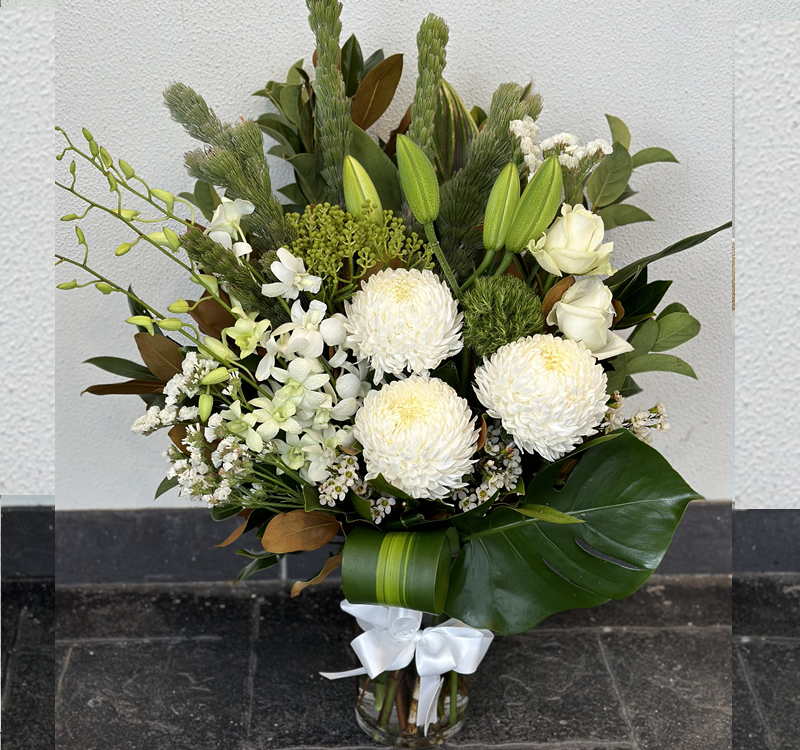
xmin=378 ymin=671 xmax=401 ymax=728
xmin=541 ymin=273 xmax=557 ymax=295
xmin=459 ymin=348 xmax=471 ymax=398
xmin=449 ymin=671 xmax=458 ymax=727
xmin=493 ymin=251 xmax=514 ymax=277
xmin=460 ymin=249 xmax=496 ymax=292
xmin=424 ymin=223 xmax=461 ymax=300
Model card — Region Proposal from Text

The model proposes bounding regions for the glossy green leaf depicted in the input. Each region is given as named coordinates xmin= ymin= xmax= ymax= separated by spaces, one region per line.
xmin=362 ymin=49 xmax=385 ymax=78
xmin=348 ymin=123 xmax=402 ymax=212
xmin=597 ymin=204 xmax=653 ymax=230
xmin=341 ymin=34 xmax=364 ymax=97
xmin=444 ymin=430 xmax=700 ymax=634
xmin=651 ymin=313 xmax=701 ymax=352
xmin=367 ymin=473 xmax=414 ymax=501
xmin=586 ymin=143 xmax=632 ymax=209
xmin=605 ymin=114 xmax=631 ymax=150
xmin=211 ymin=505 xmax=244 ymax=521
xmin=610 ymin=185 xmax=637 ymax=205
xmin=154 ymin=475 xmax=178 ymax=499
xmin=625 ymin=353 xmax=697 ymax=379
xmin=299 ymin=98 xmax=315 ymax=154
xmin=431 ymin=360 xmax=460 ymax=394
xmin=470 ymin=106 xmax=488 ymax=129
xmin=84 ymin=356 xmax=160 ymax=382
xmin=631 ymin=147 xmax=678 ymax=169
xmin=237 ymin=553 xmax=280 ymax=583
xmin=616 ymin=280 xmax=672 ymax=327
xmin=512 ymin=504 xmax=585 ymax=524
xmin=286 ymin=58 xmax=306 ymax=85
xmin=193 ymin=181 xmax=222 ymax=222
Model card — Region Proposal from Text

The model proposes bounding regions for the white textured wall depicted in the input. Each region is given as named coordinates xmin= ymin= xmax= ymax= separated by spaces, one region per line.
xmin=734 ymin=1 xmax=800 ymax=22
xmin=0 ymin=9 xmax=55 ymax=495
xmin=1 ymin=495 xmax=55 ymax=507
xmin=55 ymin=0 xmax=733 ymax=509
xmin=735 ymin=23 xmax=800 ymax=508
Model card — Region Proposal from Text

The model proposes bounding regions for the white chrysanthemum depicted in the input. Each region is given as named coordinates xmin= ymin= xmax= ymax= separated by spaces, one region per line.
xmin=344 ymin=268 xmax=462 ymax=382
xmin=473 ymin=335 xmax=608 ymax=461
xmin=354 ymin=375 xmax=478 ymax=499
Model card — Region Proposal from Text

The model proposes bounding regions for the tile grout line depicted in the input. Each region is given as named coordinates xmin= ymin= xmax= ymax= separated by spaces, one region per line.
xmin=596 ymin=633 xmax=641 ymax=750
xmin=55 ymin=635 xmax=225 ymax=647
xmin=734 ymin=644 xmax=779 ymax=750
xmin=54 ymin=645 xmax=73 ymax=709
xmin=1 ymin=605 xmax=27 ymax=710
xmin=242 ymin=595 xmax=262 ymax=747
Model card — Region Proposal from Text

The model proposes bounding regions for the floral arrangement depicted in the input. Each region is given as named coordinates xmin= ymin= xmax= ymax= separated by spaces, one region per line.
xmin=56 ymin=0 xmax=729 ymax=742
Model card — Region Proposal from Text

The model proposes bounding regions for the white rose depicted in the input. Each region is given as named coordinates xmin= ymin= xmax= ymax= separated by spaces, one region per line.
xmin=546 ymin=277 xmax=634 ymax=360
xmin=530 ymin=204 xmax=614 ymax=277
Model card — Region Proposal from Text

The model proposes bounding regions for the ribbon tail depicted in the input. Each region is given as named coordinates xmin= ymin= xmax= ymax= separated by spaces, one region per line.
xmin=320 ymin=667 xmax=367 ymax=680
xmin=417 ymin=675 xmax=444 ymax=737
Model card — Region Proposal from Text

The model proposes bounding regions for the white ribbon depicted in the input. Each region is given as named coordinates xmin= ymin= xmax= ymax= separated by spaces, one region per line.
xmin=321 ymin=600 xmax=494 ymax=735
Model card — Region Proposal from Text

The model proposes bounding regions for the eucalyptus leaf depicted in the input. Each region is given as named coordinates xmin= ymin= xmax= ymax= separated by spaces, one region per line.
xmin=652 ymin=313 xmax=701 ymax=352
xmin=605 ymin=114 xmax=631 ymax=150
xmin=586 ymin=143 xmax=632 ymax=209
xmin=597 ymin=204 xmax=653 ymax=230
xmin=626 ymin=318 xmax=658 ymax=354
xmin=658 ymin=302 xmax=688 ymax=318
xmin=631 ymin=147 xmax=678 ymax=169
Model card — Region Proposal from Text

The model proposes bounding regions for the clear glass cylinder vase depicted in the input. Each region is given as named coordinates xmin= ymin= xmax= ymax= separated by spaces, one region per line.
xmin=354 ymin=663 xmax=469 ymax=748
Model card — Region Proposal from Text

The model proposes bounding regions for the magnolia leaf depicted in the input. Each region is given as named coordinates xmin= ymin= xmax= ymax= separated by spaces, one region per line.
xmin=193 ymin=181 xmax=222 ymax=222
xmin=350 ymin=53 xmax=403 ymax=130
xmin=476 ymin=416 xmax=487 ymax=452
xmin=168 ymin=424 xmax=189 ymax=456
xmin=211 ymin=505 xmax=244 ymax=521
xmin=384 ymin=105 xmax=411 ymax=159
xmin=84 ymin=356 xmax=160 ymax=382
xmin=367 ymin=473 xmax=414 ymax=501
xmin=237 ymin=554 xmax=280 ymax=583
xmin=187 ymin=293 xmax=236 ymax=339
xmin=83 ymin=379 xmax=164 ymax=396
xmin=362 ymin=48 xmax=385 ymax=78
xmin=512 ymin=504 xmax=586 ymax=524
xmin=341 ymin=34 xmax=364 ymax=97
xmin=586 ymin=142 xmax=631 ymax=209
xmin=279 ymin=84 xmax=303 ymax=126
xmin=631 ymin=147 xmax=678 ymax=169
xmin=291 ymin=554 xmax=343 ymax=597
xmin=625 ymin=353 xmax=697 ymax=379
xmin=615 ymin=280 xmax=672 ymax=328
xmin=216 ymin=509 xmax=254 ymax=548
xmin=541 ymin=275 xmax=576 ymax=321
xmin=261 ymin=510 xmax=340 ymax=554
xmin=134 ymin=332 xmax=184 ymax=381
xmin=154 ymin=475 xmax=178 ymax=499
xmin=652 ymin=313 xmax=701 ymax=352
xmin=605 ymin=114 xmax=631 ymax=150
xmin=597 ymin=204 xmax=653 ymax=230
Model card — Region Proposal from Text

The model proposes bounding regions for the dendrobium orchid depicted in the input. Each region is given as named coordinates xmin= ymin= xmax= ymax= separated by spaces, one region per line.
xmin=203 ymin=197 xmax=255 ymax=254
xmin=222 ymin=307 xmax=271 ymax=359
xmin=272 ymin=300 xmax=347 ymax=360
xmin=261 ymin=248 xmax=323 ymax=300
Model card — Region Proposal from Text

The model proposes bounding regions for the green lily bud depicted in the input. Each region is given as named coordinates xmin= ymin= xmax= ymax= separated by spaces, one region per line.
xmin=504 ymin=155 xmax=563 ymax=253
xmin=89 ymin=140 xmax=99 ymax=158
xmin=119 ymin=160 xmax=135 ymax=180
xmin=95 ymin=282 xmax=114 ymax=295
xmin=200 ymin=366 xmax=230 ymax=385
xmin=126 ymin=315 xmax=155 ymax=335
xmin=99 ymin=147 xmax=113 ymax=169
xmin=162 ymin=227 xmax=181 ymax=251
xmin=57 ymin=279 xmax=78 ymax=290
xmin=158 ymin=318 xmax=184 ymax=332
xmin=168 ymin=298 xmax=191 ymax=314
xmin=115 ymin=242 xmax=132 ymax=256
xmin=151 ymin=189 xmax=175 ymax=214
xmin=396 ymin=134 xmax=439 ymax=224
xmin=342 ymin=155 xmax=383 ymax=223
xmin=61 ymin=213 xmax=78 ymax=222
xmin=198 ymin=393 xmax=213 ymax=423
xmin=483 ymin=163 xmax=520 ymax=252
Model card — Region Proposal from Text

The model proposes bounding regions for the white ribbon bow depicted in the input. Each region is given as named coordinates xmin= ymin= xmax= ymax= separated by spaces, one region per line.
xmin=321 ymin=600 xmax=494 ymax=735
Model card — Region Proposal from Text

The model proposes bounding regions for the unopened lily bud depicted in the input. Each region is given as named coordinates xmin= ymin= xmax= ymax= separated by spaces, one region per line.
xmin=158 ymin=317 xmax=184 ymax=331
xmin=119 ymin=160 xmax=135 ymax=180
xmin=198 ymin=393 xmax=213 ymax=423
xmin=99 ymin=147 xmax=113 ymax=169
xmin=163 ymin=226 xmax=181 ymax=251
xmin=75 ymin=226 xmax=86 ymax=244
xmin=168 ymin=298 xmax=191 ymax=314
xmin=505 ymin=154 xmax=563 ymax=253
xmin=126 ymin=315 xmax=155 ymax=335
xmin=95 ymin=282 xmax=114 ymax=295
xmin=113 ymin=208 xmax=141 ymax=221
xmin=151 ymin=189 xmax=175 ymax=214
xmin=396 ymin=134 xmax=439 ymax=224
xmin=483 ymin=163 xmax=520 ymax=252
xmin=89 ymin=140 xmax=99 ymax=158
xmin=115 ymin=242 xmax=132 ymax=256
xmin=61 ymin=213 xmax=78 ymax=222
xmin=57 ymin=279 xmax=78 ymax=290
xmin=192 ymin=274 xmax=219 ymax=297
xmin=343 ymin=155 xmax=383 ymax=223
xmin=200 ymin=366 xmax=230 ymax=385
xmin=81 ymin=127 xmax=93 ymax=142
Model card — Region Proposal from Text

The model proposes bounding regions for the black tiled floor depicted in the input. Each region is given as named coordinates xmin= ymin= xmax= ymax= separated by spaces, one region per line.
xmin=55 ymin=576 xmax=731 ymax=750
xmin=732 ymin=574 xmax=800 ymax=750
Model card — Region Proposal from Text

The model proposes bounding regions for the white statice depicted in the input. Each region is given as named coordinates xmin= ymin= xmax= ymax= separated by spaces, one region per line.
xmin=161 ymin=352 xmax=220 ymax=408
xmin=132 ymin=406 xmax=163 ymax=435
xmin=602 ymin=396 xmax=669 ymax=445
xmin=539 ymin=133 xmax=612 ymax=174
xmin=344 ymin=268 xmax=463 ymax=382
xmin=474 ymin=334 xmax=608 ymax=461
xmin=509 ymin=115 xmax=542 ymax=174
xmin=261 ymin=247 xmax=322 ymax=300
xmin=355 ymin=374 xmax=479 ymax=499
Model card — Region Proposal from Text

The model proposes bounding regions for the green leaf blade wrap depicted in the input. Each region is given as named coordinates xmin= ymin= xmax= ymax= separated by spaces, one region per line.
xmin=342 ymin=526 xmax=459 ymax=614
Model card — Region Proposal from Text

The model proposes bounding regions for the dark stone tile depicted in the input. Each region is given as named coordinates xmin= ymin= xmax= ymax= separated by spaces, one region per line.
xmin=735 ymin=637 xmax=800 ymax=750
xmin=733 ymin=574 xmax=800 ymax=638
xmin=55 ymin=640 xmax=250 ymax=750
xmin=733 ymin=509 xmax=800 ymax=572
xmin=658 ymin=501 xmax=731 ymax=575
xmin=600 ymin=628 xmax=731 ymax=750
xmin=1 ymin=506 xmax=55 ymax=579
xmin=455 ymin=631 xmax=631 ymax=746
xmin=56 ymin=584 xmax=256 ymax=641
xmin=733 ymin=643 xmax=771 ymax=750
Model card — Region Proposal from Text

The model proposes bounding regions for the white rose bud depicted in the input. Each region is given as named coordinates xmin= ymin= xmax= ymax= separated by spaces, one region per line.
xmin=546 ymin=277 xmax=634 ymax=360
xmin=530 ymin=204 xmax=614 ymax=277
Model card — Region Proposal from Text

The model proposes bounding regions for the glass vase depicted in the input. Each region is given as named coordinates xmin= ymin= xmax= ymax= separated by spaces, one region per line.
xmin=354 ymin=663 xmax=469 ymax=748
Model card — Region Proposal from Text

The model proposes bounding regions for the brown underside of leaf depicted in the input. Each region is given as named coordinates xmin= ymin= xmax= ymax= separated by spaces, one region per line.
xmin=134 ymin=332 xmax=184 ymax=382
xmin=188 ymin=292 xmax=236 ymax=339
xmin=291 ymin=553 xmax=343 ymax=597
xmin=612 ymin=300 xmax=624 ymax=325
xmin=261 ymin=510 xmax=340 ymax=554
xmin=541 ymin=275 xmax=576 ymax=321
xmin=217 ymin=509 xmax=254 ymax=548
xmin=384 ymin=104 xmax=411 ymax=159
xmin=83 ymin=380 xmax=165 ymax=396
xmin=350 ymin=54 xmax=403 ymax=131
xmin=476 ymin=416 xmax=487 ymax=452
xmin=168 ymin=424 xmax=190 ymax=456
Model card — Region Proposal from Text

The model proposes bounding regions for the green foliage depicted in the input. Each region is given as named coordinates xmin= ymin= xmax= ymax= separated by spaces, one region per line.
xmin=306 ymin=0 xmax=351 ymax=205
xmin=276 ymin=204 xmax=433 ymax=304
xmin=586 ymin=142 xmax=632 ymax=208
xmin=163 ymin=83 xmax=290 ymax=251
xmin=445 ymin=430 xmax=700 ymax=634
xmin=180 ymin=228 xmax=287 ymax=324
xmin=436 ymin=83 xmax=542 ymax=282
xmin=462 ymin=275 xmax=544 ymax=357
xmin=408 ymin=14 xmax=449 ymax=163
xmin=433 ymin=79 xmax=479 ymax=183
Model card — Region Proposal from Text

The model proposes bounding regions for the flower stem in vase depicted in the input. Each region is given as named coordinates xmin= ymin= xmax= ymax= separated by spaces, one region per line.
xmin=449 ymin=671 xmax=459 ymax=727
xmin=378 ymin=671 xmax=401 ymax=728
xmin=406 ymin=675 xmax=421 ymax=734
xmin=395 ymin=674 xmax=409 ymax=733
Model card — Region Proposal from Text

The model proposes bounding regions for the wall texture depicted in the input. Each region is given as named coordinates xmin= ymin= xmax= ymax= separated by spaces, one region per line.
xmin=734 ymin=23 xmax=800 ymax=508
xmin=0 ymin=9 xmax=55 ymax=495
xmin=55 ymin=0 xmax=733 ymax=509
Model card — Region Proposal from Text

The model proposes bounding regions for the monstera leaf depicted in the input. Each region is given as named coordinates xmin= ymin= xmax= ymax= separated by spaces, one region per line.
xmin=445 ymin=430 xmax=700 ymax=634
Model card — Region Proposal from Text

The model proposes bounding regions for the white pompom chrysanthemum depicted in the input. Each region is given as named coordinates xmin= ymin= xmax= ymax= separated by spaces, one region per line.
xmin=473 ymin=334 xmax=608 ymax=461
xmin=344 ymin=268 xmax=462 ymax=382
xmin=354 ymin=375 xmax=479 ymax=499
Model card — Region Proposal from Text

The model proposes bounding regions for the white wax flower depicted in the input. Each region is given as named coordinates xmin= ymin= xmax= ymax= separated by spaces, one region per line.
xmin=546 ymin=277 xmax=634 ymax=360
xmin=204 ymin=197 xmax=255 ymax=250
xmin=530 ymin=204 xmax=614 ymax=277
xmin=261 ymin=247 xmax=322 ymax=300
xmin=473 ymin=334 xmax=608 ymax=461
xmin=355 ymin=374 xmax=479 ymax=499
